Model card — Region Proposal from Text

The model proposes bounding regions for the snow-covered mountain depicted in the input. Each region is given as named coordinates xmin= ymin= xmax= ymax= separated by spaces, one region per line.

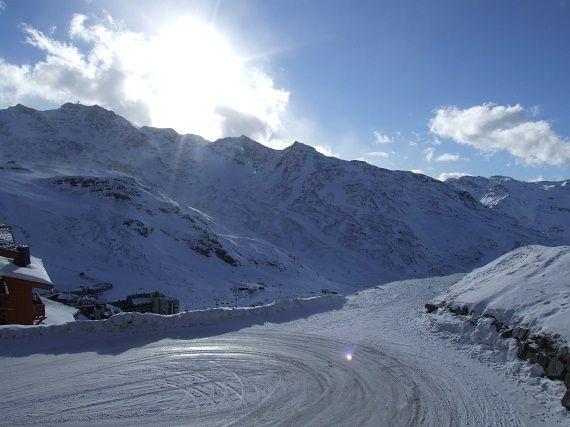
xmin=0 ymin=104 xmax=566 ymax=308
xmin=446 ymin=175 xmax=570 ymax=241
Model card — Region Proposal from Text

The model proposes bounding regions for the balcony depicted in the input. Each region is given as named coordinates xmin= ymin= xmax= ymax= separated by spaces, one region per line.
xmin=32 ymin=292 xmax=46 ymax=324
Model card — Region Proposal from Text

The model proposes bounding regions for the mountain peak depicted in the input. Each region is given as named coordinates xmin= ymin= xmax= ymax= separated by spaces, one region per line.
xmin=9 ymin=104 xmax=37 ymax=114
xmin=58 ymin=102 xmax=117 ymax=117
xmin=284 ymin=141 xmax=317 ymax=154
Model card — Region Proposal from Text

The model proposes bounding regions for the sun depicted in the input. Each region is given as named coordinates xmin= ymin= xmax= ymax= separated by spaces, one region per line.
xmin=93 ymin=14 xmax=287 ymax=142
xmin=125 ymin=18 xmax=244 ymax=137
xmin=13 ymin=13 xmax=289 ymax=144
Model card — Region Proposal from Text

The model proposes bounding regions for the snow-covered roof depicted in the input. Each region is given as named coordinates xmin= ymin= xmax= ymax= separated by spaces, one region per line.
xmin=130 ymin=297 xmax=152 ymax=305
xmin=57 ymin=293 xmax=78 ymax=301
xmin=106 ymin=304 xmax=122 ymax=314
xmin=0 ymin=255 xmax=53 ymax=286
xmin=41 ymin=297 xmax=79 ymax=325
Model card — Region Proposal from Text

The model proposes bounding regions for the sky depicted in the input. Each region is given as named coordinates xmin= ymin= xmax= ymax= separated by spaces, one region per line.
xmin=0 ymin=0 xmax=569 ymax=181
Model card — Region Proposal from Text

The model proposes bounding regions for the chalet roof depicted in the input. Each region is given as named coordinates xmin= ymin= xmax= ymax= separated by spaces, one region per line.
xmin=0 ymin=255 xmax=53 ymax=287
xmin=0 ymin=224 xmax=17 ymax=252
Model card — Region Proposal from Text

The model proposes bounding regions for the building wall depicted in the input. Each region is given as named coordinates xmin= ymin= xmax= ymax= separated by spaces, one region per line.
xmin=0 ymin=282 xmax=8 ymax=324
xmin=151 ymin=295 xmax=179 ymax=315
xmin=5 ymin=278 xmax=34 ymax=325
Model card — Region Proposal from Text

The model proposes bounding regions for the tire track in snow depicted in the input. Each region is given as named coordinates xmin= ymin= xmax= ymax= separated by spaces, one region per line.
xmin=0 ymin=331 xmax=522 ymax=426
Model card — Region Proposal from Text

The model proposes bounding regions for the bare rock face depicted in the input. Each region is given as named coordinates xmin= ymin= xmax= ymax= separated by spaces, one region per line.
xmin=424 ymin=303 xmax=438 ymax=313
xmin=557 ymin=346 xmax=570 ymax=364
xmin=562 ymin=390 xmax=570 ymax=410
xmin=514 ymin=326 xmax=530 ymax=341
xmin=544 ymin=357 xmax=565 ymax=379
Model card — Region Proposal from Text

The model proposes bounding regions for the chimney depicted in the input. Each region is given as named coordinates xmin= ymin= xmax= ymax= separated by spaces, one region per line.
xmin=14 ymin=245 xmax=31 ymax=267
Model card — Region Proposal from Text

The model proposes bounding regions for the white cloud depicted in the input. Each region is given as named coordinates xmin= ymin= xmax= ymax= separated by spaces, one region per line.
xmin=409 ymin=169 xmax=425 ymax=174
xmin=0 ymin=14 xmax=290 ymax=143
xmin=0 ymin=1 xmax=5 ymax=12
xmin=435 ymin=153 xmax=462 ymax=162
xmin=364 ymin=151 xmax=390 ymax=158
xmin=373 ymin=130 xmax=393 ymax=144
xmin=529 ymin=175 xmax=544 ymax=182
xmin=424 ymin=147 xmax=435 ymax=161
xmin=315 ymin=144 xmax=338 ymax=157
xmin=215 ymin=106 xmax=270 ymax=142
xmin=529 ymin=105 xmax=541 ymax=116
xmin=438 ymin=172 xmax=470 ymax=181
xmin=429 ymin=103 xmax=570 ymax=166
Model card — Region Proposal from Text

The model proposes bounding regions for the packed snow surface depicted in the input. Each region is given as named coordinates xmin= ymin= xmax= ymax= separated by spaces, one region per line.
xmin=1 ymin=276 xmax=567 ymax=425
xmin=437 ymin=245 xmax=570 ymax=342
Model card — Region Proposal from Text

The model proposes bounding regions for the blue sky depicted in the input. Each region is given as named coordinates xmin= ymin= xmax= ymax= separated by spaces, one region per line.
xmin=0 ymin=0 xmax=569 ymax=181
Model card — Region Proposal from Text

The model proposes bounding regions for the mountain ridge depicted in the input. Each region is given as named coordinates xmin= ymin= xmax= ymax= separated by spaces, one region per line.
xmin=0 ymin=103 xmax=566 ymax=308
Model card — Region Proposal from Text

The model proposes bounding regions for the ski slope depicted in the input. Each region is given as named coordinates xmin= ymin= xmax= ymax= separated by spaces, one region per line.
xmin=2 ymin=274 xmax=565 ymax=426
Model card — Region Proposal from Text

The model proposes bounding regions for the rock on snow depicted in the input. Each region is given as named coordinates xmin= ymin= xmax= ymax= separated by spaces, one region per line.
xmin=436 ymin=245 xmax=570 ymax=342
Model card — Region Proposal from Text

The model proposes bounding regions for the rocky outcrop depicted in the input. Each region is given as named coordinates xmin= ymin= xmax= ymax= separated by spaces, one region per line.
xmin=424 ymin=303 xmax=439 ymax=313
xmin=122 ymin=219 xmax=153 ymax=237
xmin=562 ymin=390 xmax=570 ymax=410
xmin=426 ymin=302 xmax=570 ymax=410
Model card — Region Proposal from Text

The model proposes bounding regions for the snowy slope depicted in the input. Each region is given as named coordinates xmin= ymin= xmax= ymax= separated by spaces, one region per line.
xmin=0 ymin=103 xmax=565 ymax=308
xmin=435 ymin=245 xmax=570 ymax=341
xmin=446 ymin=175 xmax=570 ymax=241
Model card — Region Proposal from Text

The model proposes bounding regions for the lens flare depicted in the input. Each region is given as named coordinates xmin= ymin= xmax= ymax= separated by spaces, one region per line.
xmin=345 ymin=353 xmax=353 ymax=362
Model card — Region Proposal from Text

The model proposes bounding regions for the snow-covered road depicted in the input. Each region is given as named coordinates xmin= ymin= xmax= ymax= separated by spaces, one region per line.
xmin=1 ymin=331 xmax=520 ymax=426
xmin=1 ymin=274 xmax=565 ymax=426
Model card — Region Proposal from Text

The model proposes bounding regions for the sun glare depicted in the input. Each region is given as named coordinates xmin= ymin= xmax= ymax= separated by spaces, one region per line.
xmin=107 ymin=16 xmax=288 ymax=140
xmin=6 ymin=12 xmax=290 ymax=145
xmin=130 ymin=19 xmax=242 ymax=134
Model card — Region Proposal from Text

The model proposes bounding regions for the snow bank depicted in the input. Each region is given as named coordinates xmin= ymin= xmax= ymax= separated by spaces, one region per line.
xmin=436 ymin=245 xmax=570 ymax=342
xmin=0 ymin=295 xmax=345 ymax=344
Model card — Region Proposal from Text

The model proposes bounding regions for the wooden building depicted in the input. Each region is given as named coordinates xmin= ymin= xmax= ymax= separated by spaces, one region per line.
xmin=0 ymin=225 xmax=53 ymax=325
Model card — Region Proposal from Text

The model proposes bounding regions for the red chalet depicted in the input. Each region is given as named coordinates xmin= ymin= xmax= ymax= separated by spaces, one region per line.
xmin=0 ymin=224 xmax=53 ymax=325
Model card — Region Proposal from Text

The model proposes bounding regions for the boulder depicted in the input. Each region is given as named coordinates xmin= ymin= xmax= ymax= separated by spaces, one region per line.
xmin=557 ymin=346 xmax=570 ymax=364
xmin=565 ymin=370 xmax=570 ymax=388
xmin=457 ymin=305 xmax=469 ymax=315
xmin=533 ymin=335 xmax=557 ymax=355
xmin=517 ymin=341 xmax=533 ymax=360
xmin=562 ymin=390 xmax=570 ymax=410
xmin=425 ymin=303 xmax=438 ymax=313
xmin=514 ymin=326 xmax=529 ymax=341
xmin=545 ymin=357 xmax=565 ymax=379
xmin=448 ymin=304 xmax=468 ymax=316
xmin=537 ymin=353 xmax=550 ymax=369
